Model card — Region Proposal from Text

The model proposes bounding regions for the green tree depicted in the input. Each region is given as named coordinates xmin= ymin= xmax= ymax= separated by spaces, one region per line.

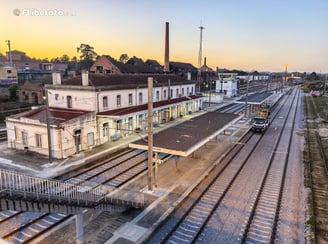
xmin=8 ymin=84 xmax=18 ymax=100
xmin=308 ymin=72 xmax=318 ymax=81
xmin=60 ymin=54 xmax=70 ymax=63
xmin=77 ymin=43 xmax=98 ymax=70
xmin=119 ymin=54 xmax=129 ymax=63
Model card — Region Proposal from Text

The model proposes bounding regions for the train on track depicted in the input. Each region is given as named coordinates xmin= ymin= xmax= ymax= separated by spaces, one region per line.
xmin=250 ymin=105 xmax=270 ymax=133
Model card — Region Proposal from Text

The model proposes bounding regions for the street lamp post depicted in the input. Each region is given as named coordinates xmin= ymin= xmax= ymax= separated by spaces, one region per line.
xmin=284 ymin=64 xmax=288 ymax=89
xmin=245 ymin=74 xmax=250 ymax=118
xmin=209 ymin=80 xmax=213 ymax=108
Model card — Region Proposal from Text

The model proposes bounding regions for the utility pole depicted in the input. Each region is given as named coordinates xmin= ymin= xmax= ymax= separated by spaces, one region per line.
xmin=147 ymin=77 xmax=153 ymax=191
xmin=45 ymin=89 xmax=52 ymax=163
xmin=5 ymin=40 xmax=12 ymax=66
xmin=284 ymin=64 xmax=288 ymax=91
xmin=323 ymin=74 xmax=327 ymax=95
xmin=245 ymin=74 xmax=250 ymax=118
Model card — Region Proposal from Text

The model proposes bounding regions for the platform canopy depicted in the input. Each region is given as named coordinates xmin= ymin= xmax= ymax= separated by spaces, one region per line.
xmin=129 ymin=112 xmax=241 ymax=157
xmin=236 ymin=92 xmax=273 ymax=105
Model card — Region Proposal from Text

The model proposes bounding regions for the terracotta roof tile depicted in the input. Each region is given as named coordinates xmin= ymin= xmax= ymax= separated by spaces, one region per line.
xmin=12 ymin=106 xmax=93 ymax=125
xmin=62 ymin=74 xmax=193 ymax=89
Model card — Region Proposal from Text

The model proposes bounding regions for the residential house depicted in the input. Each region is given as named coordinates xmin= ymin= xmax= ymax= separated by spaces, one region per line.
xmin=0 ymin=65 xmax=18 ymax=85
xmin=90 ymin=55 xmax=198 ymax=77
xmin=17 ymin=81 xmax=48 ymax=105
xmin=90 ymin=55 xmax=160 ymax=75
xmin=0 ymin=50 xmax=68 ymax=82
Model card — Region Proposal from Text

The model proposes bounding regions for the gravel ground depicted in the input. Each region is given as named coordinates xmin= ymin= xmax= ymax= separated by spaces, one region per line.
xmin=276 ymin=90 xmax=306 ymax=243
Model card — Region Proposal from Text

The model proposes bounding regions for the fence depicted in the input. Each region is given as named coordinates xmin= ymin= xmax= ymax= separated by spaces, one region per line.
xmin=0 ymin=169 xmax=144 ymax=210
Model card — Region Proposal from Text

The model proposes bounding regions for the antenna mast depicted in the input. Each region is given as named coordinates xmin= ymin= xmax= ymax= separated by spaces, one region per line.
xmin=197 ymin=25 xmax=205 ymax=92
xmin=198 ymin=25 xmax=205 ymax=68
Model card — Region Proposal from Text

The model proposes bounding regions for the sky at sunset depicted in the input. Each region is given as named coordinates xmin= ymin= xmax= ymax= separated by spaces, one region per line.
xmin=1 ymin=0 xmax=327 ymax=72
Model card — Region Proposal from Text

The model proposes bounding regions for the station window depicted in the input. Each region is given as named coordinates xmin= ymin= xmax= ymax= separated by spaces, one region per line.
xmin=156 ymin=90 xmax=160 ymax=101
xmin=117 ymin=95 xmax=121 ymax=107
xmin=103 ymin=96 xmax=108 ymax=109
xmin=139 ymin=92 xmax=143 ymax=104
xmin=35 ymin=134 xmax=42 ymax=147
xmin=22 ymin=131 xmax=28 ymax=145
xmin=128 ymin=93 xmax=133 ymax=105
xmin=67 ymin=96 xmax=72 ymax=108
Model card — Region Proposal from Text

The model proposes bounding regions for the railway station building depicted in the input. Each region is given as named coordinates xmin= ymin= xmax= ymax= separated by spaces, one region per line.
xmin=5 ymin=72 xmax=203 ymax=159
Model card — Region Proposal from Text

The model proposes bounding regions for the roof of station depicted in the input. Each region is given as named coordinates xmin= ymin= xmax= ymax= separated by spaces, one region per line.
xmin=7 ymin=106 xmax=93 ymax=126
xmin=236 ymin=92 xmax=273 ymax=105
xmin=129 ymin=112 xmax=240 ymax=157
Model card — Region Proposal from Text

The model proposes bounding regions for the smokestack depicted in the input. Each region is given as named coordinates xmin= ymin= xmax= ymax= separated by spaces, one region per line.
xmin=164 ymin=22 xmax=170 ymax=73
xmin=204 ymin=57 xmax=207 ymax=66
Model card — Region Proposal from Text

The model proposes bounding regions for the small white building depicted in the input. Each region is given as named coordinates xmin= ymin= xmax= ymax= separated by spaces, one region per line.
xmin=216 ymin=73 xmax=238 ymax=98
xmin=6 ymin=72 xmax=202 ymax=159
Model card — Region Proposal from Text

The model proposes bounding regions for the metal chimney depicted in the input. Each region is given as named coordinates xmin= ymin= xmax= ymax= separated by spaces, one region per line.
xmin=164 ymin=22 xmax=170 ymax=73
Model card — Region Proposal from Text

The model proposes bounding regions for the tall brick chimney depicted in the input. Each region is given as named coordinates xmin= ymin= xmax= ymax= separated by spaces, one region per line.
xmin=164 ymin=22 xmax=170 ymax=73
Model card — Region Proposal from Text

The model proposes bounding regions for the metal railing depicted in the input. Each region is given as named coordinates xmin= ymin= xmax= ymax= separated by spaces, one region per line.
xmin=0 ymin=169 xmax=144 ymax=210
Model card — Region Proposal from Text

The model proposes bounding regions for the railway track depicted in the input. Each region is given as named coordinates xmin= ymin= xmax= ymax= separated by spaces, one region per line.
xmin=149 ymin=132 xmax=261 ymax=243
xmin=304 ymin=94 xmax=328 ymax=243
xmin=240 ymin=89 xmax=299 ymax=243
xmin=216 ymin=103 xmax=246 ymax=114
xmin=0 ymin=148 xmax=170 ymax=243
xmin=146 ymin=88 xmax=298 ymax=243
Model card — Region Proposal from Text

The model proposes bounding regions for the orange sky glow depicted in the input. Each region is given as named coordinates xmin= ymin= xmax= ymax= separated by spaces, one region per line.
xmin=1 ymin=0 xmax=327 ymax=73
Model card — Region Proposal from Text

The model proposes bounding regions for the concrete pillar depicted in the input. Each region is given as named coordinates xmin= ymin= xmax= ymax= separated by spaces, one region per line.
xmin=147 ymin=77 xmax=153 ymax=191
xmin=154 ymin=152 xmax=158 ymax=188
xmin=76 ymin=213 xmax=84 ymax=244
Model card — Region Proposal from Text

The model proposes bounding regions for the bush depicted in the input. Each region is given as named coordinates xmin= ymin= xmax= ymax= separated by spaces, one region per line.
xmin=8 ymin=84 xmax=18 ymax=100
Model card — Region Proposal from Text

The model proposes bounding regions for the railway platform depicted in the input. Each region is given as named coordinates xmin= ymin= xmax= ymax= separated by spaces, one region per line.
xmin=0 ymin=101 xmax=235 ymax=178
